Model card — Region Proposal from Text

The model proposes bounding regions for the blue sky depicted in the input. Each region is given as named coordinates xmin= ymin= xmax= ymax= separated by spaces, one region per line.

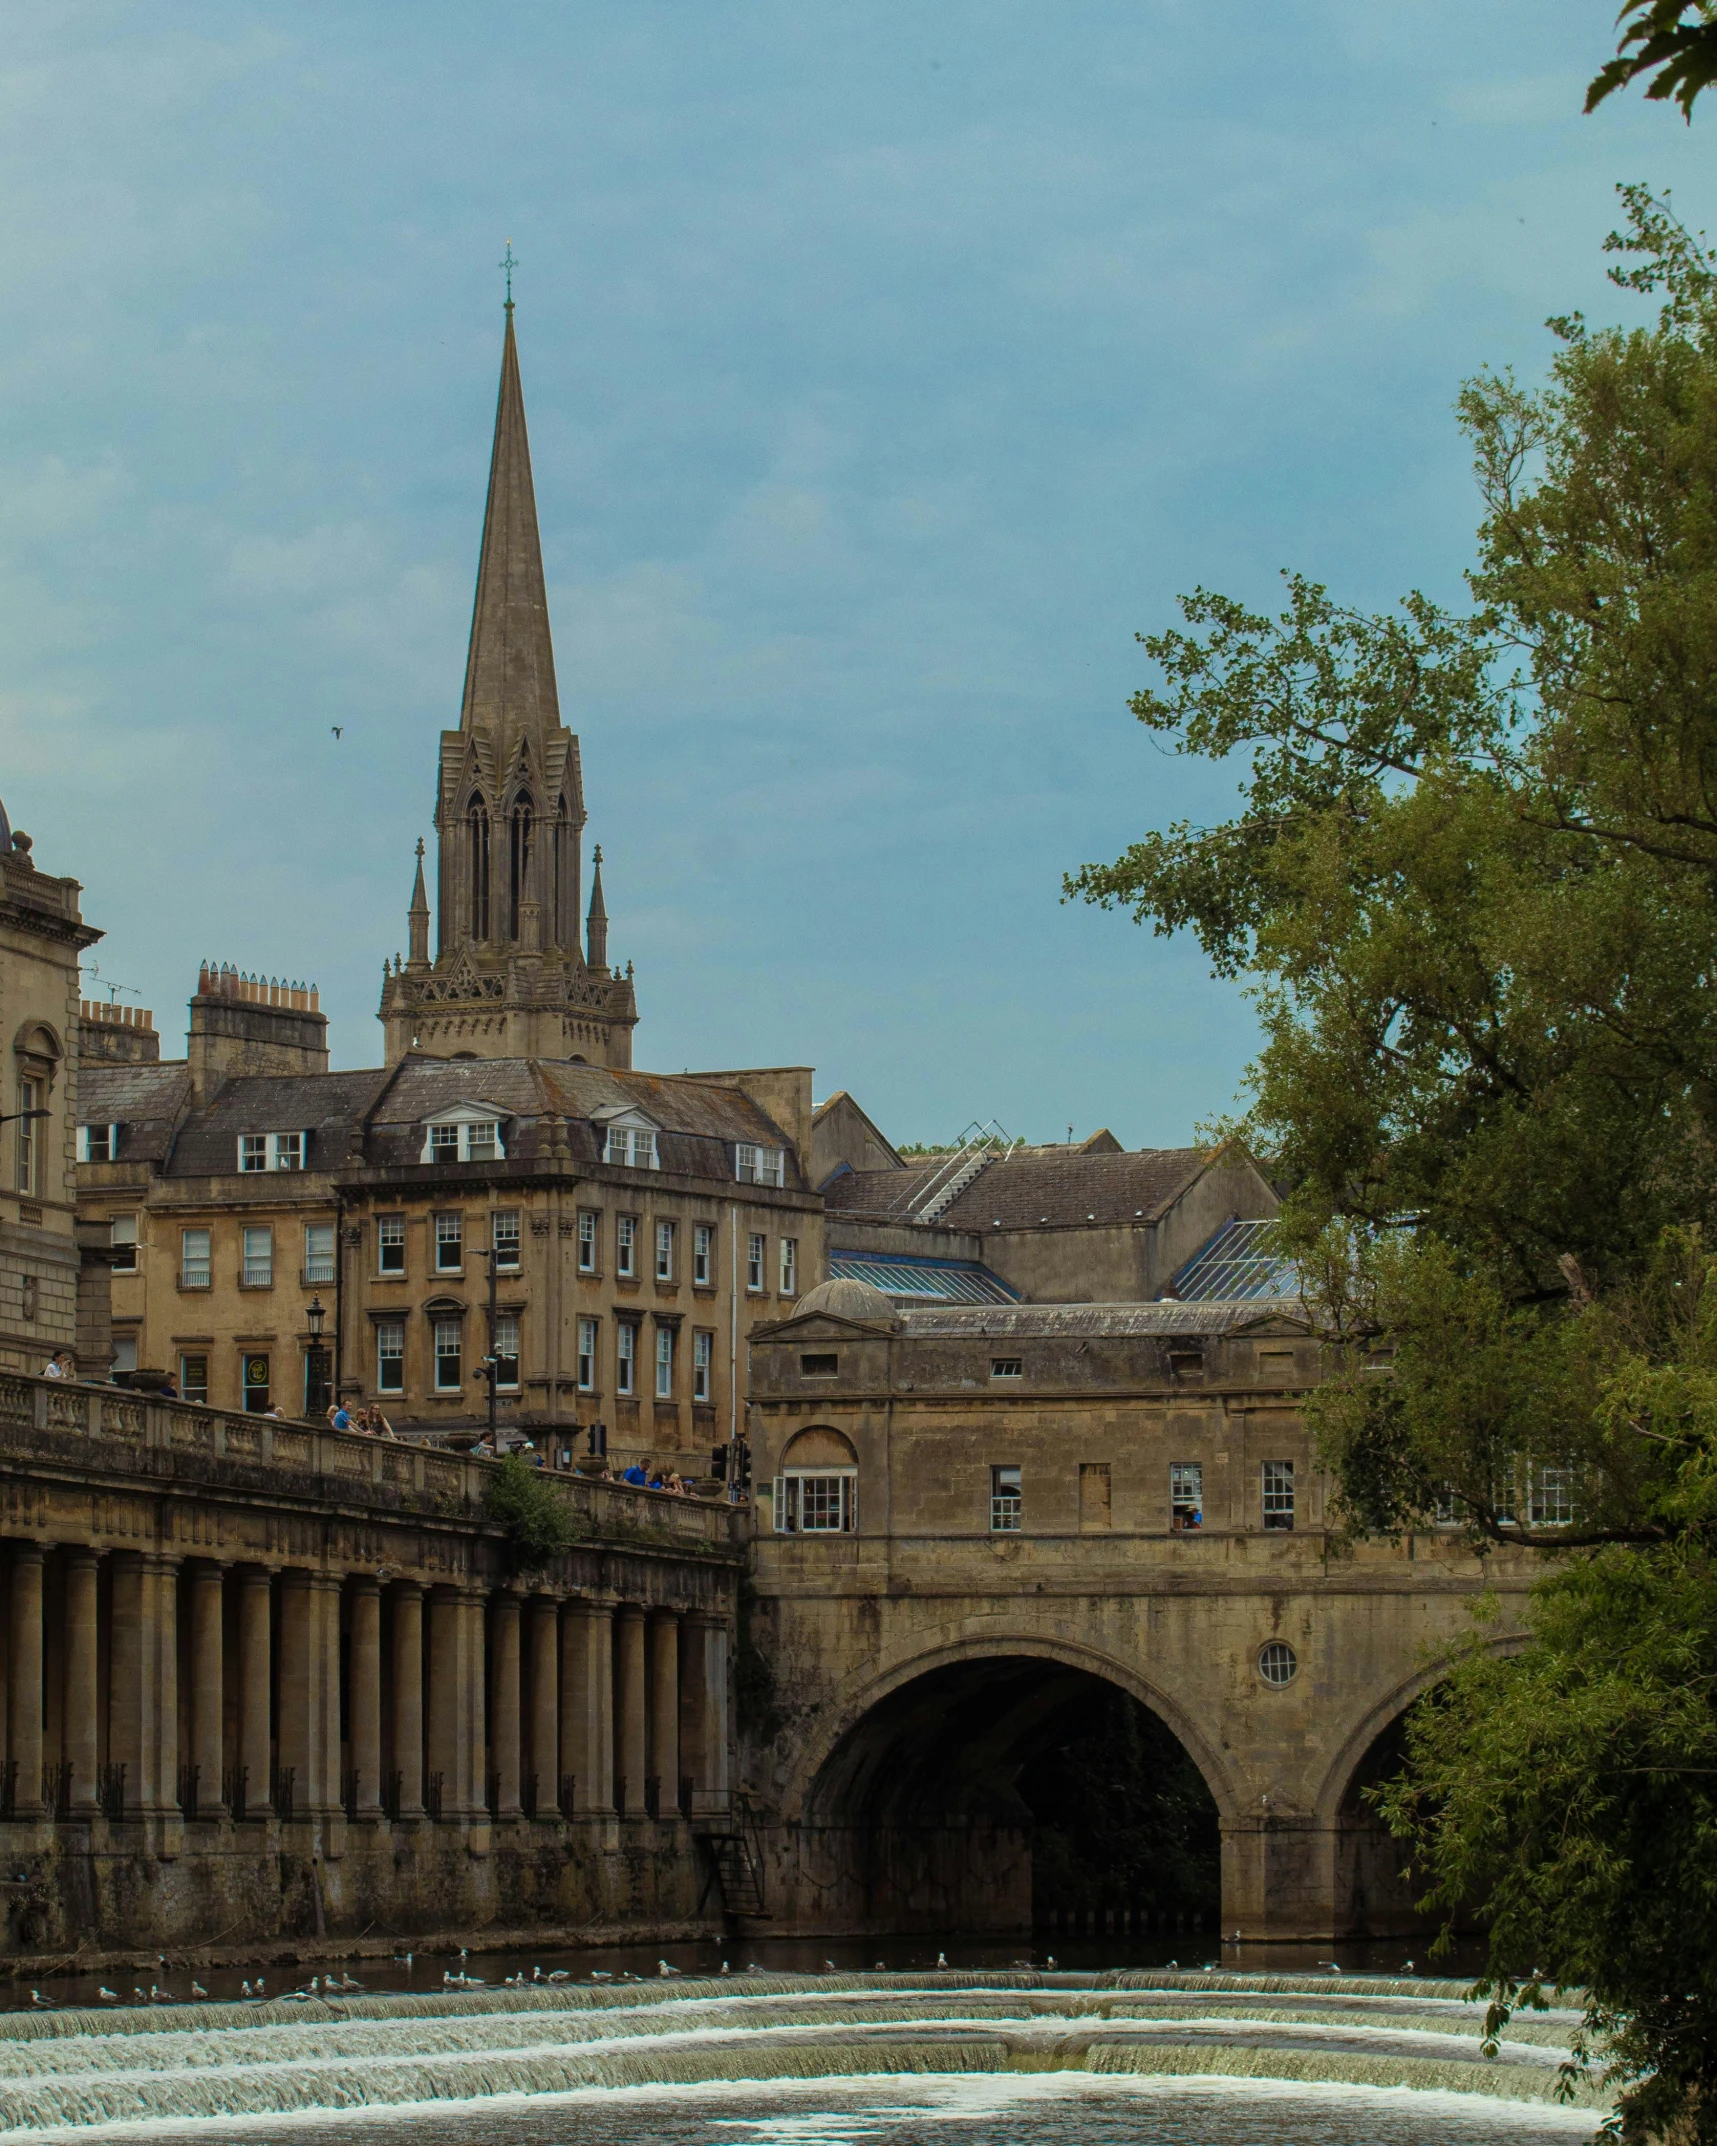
xmin=2 ymin=2 xmax=1708 ymax=1147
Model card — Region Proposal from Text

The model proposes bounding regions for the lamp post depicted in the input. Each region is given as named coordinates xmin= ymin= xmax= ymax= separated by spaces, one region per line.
xmin=306 ymin=1294 xmax=328 ymax=1417
xmin=473 ymin=1247 xmax=499 ymax=1447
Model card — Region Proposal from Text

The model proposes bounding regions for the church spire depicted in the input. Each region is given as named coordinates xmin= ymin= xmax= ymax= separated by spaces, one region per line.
xmin=586 ymin=844 xmax=608 ymax=971
xmin=458 ymin=302 xmax=560 ymax=745
xmin=406 ymin=839 xmax=429 ymax=969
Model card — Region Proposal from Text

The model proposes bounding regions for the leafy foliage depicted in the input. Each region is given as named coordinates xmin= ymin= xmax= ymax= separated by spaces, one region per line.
xmin=1588 ymin=1 xmax=1717 ymax=121
xmin=1070 ymin=188 xmax=1717 ymax=2137
xmin=480 ymin=1453 xmax=578 ymax=1572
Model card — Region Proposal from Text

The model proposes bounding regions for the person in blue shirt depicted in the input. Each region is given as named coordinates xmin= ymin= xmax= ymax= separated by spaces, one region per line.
xmin=328 ymin=1404 xmax=353 ymax=1433
xmin=621 ymin=1462 xmax=648 ymax=1486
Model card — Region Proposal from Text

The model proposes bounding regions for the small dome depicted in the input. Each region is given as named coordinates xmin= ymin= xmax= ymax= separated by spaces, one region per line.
xmin=793 ymin=1276 xmax=894 ymax=1323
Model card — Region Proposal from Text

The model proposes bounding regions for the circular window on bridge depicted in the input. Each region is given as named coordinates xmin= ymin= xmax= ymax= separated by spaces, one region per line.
xmin=1258 ymin=1641 xmax=1298 ymax=1688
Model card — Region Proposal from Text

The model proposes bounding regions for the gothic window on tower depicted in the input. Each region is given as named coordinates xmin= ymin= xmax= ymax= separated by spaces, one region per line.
xmin=509 ymin=796 xmax=533 ymax=940
xmin=468 ymin=800 xmax=491 ymax=940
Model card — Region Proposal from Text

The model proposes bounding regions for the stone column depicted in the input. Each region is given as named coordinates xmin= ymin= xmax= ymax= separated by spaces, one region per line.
xmin=528 ymin=1596 xmax=559 ymax=1818
xmin=489 ymin=1593 xmax=523 ymax=1820
xmin=614 ymin=1604 xmax=647 ymax=1817
xmin=6 ymin=1545 xmax=45 ymax=1818
xmin=63 ymin=1550 xmax=100 ymax=1818
xmin=348 ymin=1578 xmax=383 ymax=1822
xmin=309 ymin=1573 xmax=343 ymax=1821
xmin=682 ymin=1612 xmax=731 ymax=1817
xmin=559 ymin=1599 xmax=613 ymax=1815
xmin=461 ymin=1587 xmax=489 ymax=1825
xmin=648 ymin=1610 xmax=680 ymax=1818
xmin=277 ymin=1571 xmax=313 ymax=1824
xmin=426 ymin=1586 xmax=458 ymax=1820
xmin=108 ymin=1550 xmax=144 ymax=1820
xmin=188 ymin=1561 xmax=225 ymax=1819
xmin=147 ymin=1555 xmax=180 ymax=1818
xmin=236 ymin=1567 xmax=272 ymax=1821
xmin=391 ymin=1582 xmax=424 ymax=1822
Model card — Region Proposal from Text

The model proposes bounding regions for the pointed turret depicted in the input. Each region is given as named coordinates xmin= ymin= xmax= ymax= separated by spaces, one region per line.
xmin=459 ymin=302 xmax=560 ymax=750
xmin=406 ymin=839 xmax=430 ymax=969
xmin=586 ymin=844 xmax=608 ymax=971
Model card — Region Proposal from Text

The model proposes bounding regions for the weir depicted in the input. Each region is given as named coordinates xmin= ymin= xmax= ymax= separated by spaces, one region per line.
xmin=0 ymin=1371 xmax=743 ymax=1956
xmin=0 ymin=1973 xmax=1605 ymax=2133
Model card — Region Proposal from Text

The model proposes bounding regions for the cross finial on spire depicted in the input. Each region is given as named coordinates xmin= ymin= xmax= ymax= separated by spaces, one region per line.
xmin=500 ymin=239 xmax=517 ymax=309
xmin=415 ymin=836 xmax=425 ymax=860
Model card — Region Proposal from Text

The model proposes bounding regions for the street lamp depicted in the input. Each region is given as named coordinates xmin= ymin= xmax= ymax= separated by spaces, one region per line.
xmin=305 ymin=1296 xmax=328 ymax=1417
xmin=305 ymin=1296 xmax=326 ymax=1341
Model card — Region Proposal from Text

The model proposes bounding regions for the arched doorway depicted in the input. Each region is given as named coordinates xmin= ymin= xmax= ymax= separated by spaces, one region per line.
xmin=788 ymin=1655 xmax=1221 ymax=1939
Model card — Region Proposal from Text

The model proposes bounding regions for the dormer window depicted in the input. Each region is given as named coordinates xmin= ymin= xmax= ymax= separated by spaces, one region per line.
xmin=604 ymin=1125 xmax=659 ymax=1169
xmin=418 ymin=1106 xmax=507 ymax=1164
xmin=736 ymin=1143 xmax=785 ymax=1187
xmin=77 ymin=1123 xmax=119 ymax=1163
xmin=238 ymin=1131 xmax=306 ymax=1173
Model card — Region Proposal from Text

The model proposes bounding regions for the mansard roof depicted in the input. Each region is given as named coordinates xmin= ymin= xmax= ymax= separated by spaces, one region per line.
xmin=78 ymin=1062 xmax=193 ymax=1163
xmin=166 ymin=1069 xmax=395 ymax=1178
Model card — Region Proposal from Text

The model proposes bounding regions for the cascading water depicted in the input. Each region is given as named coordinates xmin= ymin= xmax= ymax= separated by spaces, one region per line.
xmin=0 ymin=1974 xmax=1609 ymax=2144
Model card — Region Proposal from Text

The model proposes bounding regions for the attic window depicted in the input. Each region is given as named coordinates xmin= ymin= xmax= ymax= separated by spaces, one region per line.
xmin=238 ymin=1131 xmax=306 ymax=1173
xmin=990 ymin=1357 xmax=1023 ymax=1379
xmin=1168 ymin=1349 xmax=1203 ymax=1376
xmin=419 ymin=1115 xmax=506 ymax=1164
xmin=77 ymin=1123 xmax=119 ymax=1163
xmin=736 ymin=1143 xmax=785 ymax=1188
xmin=604 ymin=1125 xmax=659 ymax=1169
xmin=800 ymin=1352 xmax=839 ymax=1378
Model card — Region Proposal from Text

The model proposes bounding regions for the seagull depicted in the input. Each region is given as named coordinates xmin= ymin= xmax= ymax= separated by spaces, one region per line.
xmin=241 ymin=1982 xmax=253 ymax=1999
xmin=823 ymin=1959 xmax=836 ymax=1972
xmin=340 ymin=1974 xmax=362 ymax=1991
xmin=255 ymin=1977 xmax=265 ymax=1996
xmin=331 ymin=727 xmax=343 ymax=739
xmin=657 ymin=1959 xmax=682 ymax=1977
xmin=719 ymin=1961 xmax=730 ymax=1975
xmin=191 ymin=1981 xmax=208 ymax=1999
xmin=1045 ymin=1956 xmax=1058 ymax=1970
xmin=546 ymin=1969 xmax=569 ymax=1982
xmin=1165 ymin=1960 xmax=1177 ymax=1971
xmin=873 ymin=1960 xmax=885 ymax=1971
xmin=133 ymin=1988 xmax=147 ymax=2003
xmin=393 ymin=1950 xmax=413 ymax=1967
xmin=936 ymin=1952 xmax=948 ymax=1969
xmin=29 ymin=1990 xmax=54 ymax=2008
xmin=1403 ymin=1960 xmax=1415 ymax=1973
xmin=588 ymin=1969 xmax=613 ymax=1982
xmin=98 ymin=1988 xmax=119 ymax=2003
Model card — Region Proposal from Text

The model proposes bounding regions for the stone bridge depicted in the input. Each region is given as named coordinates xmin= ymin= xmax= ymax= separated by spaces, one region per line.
xmin=0 ymin=1371 xmax=742 ymax=1955
xmin=741 ymin=1281 xmax=1534 ymax=1942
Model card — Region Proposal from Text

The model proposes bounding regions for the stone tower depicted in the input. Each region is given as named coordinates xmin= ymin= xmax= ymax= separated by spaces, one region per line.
xmin=380 ymin=303 xmax=638 ymax=1067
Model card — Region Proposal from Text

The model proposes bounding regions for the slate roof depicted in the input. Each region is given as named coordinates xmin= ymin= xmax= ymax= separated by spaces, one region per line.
xmin=821 ymin=1146 xmax=1214 ymax=1230
xmin=78 ymin=1063 xmax=193 ymax=1164
xmin=100 ymin=1053 xmax=800 ymax=1185
xmin=166 ymin=1069 xmax=395 ymax=1178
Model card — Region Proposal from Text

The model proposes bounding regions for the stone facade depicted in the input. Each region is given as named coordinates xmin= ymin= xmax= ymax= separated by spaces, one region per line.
xmin=740 ymin=1283 xmax=1534 ymax=1943
xmin=0 ymin=1367 xmax=741 ymax=1955
xmin=0 ymin=809 xmax=104 ymax=1378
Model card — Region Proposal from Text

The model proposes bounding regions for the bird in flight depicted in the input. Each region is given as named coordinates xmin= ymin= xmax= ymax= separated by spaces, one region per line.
xmin=331 ymin=726 xmax=343 ymax=739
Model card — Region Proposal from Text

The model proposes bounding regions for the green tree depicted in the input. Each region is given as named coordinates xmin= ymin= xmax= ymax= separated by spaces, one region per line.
xmin=1069 ymin=187 xmax=1717 ymax=2136
xmin=481 ymin=1453 xmax=578 ymax=1572
xmin=1589 ymin=2 xmax=1717 ymax=121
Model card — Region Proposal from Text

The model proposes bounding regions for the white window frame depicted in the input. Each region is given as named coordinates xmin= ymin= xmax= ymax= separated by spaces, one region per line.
xmin=1170 ymin=1461 xmax=1203 ymax=1532
xmin=180 ymin=1227 xmax=212 ymax=1290
xmin=773 ymin=1467 xmax=857 ymax=1533
xmin=16 ymin=1076 xmax=44 ymax=1196
xmin=376 ymin=1318 xmax=405 ymax=1394
xmin=237 ymin=1131 xmax=307 ymax=1173
xmin=178 ymin=1351 xmax=209 ymax=1404
xmin=1529 ymin=1464 xmax=1573 ymax=1527
xmin=990 ymin=1464 xmax=1022 ymax=1533
xmin=736 ymin=1143 xmax=785 ymax=1188
xmin=693 ymin=1329 xmax=712 ymax=1401
xmin=303 ymin=1221 xmax=336 ymax=1285
xmin=433 ymin=1317 xmax=463 ymax=1392
xmin=779 ymin=1238 xmax=797 ymax=1295
xmin=109 ymin=1213 xmax=138 ymax=1273
xmin=603 ymin=1124 xmax=660 ymax=1169
xmin=418 ymin=1106 xmax=508 ymax=1164
xmin=577 ymin=1209 xmax=598 ymax=1273
xmin=493 ymin=1314 xmax=521 ymax=1391
xmin=1261 ymin=1460 xmax=1295 ymax=1531
xmin=616 ymin=1321 xmax=636 ymax=1395
xmin=747 ymin=1232 xmax=765 ymax=1293
xmin=434 ymin=1212 xmax=463 ymax=1273
xmin=655 ymin=1219 xmax=676 ymax=1282
xmin=77 ymin=1123 xmax=119 ymax=1163
xmin=492 ymin=1210 xmax=521 ymax=1270
xmin=241 ymin=1225 xmax=273 ymax=1289
xmin=377 ymin=1214 xmax=406 ymax=1274
xmin=655 ymin=1323 xmax=675 ymax=1398
xmin=616 ymin=1215 xmax=637 ymax=1278
xmin=693 ymin=1222 xmax=713 ymax=1286
xmin=577 ymin=1316 xmax=598 ymax=1392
